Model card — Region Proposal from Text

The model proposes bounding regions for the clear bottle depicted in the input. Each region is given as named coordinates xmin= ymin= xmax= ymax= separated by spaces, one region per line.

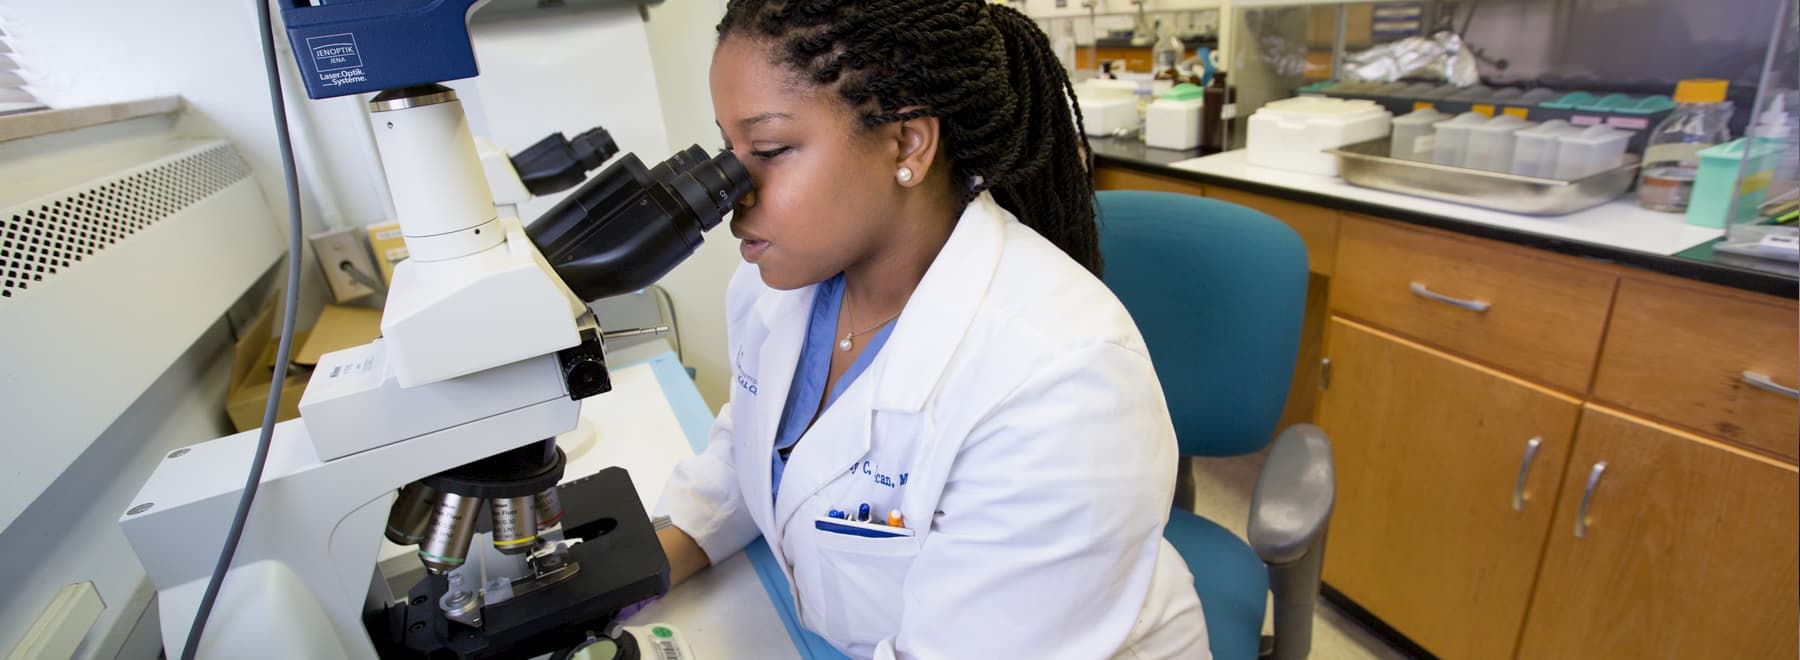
xmin=1637 ymin=79 xmax=1734 ymax=212
xmin=1152 ymin=22 xmax=1184 ymax=81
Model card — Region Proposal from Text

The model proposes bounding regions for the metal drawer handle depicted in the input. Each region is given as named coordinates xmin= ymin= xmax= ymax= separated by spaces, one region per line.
xmin=1742 ymin=371 xmax=1800 ymax=400
xmin=1512 ymin=436 xmax=1542 ymax=512
xmin=1574 ymin=462 xmax=1607 ymax=539
xmin=1409 ymin=282 xmax=1492 ymax=312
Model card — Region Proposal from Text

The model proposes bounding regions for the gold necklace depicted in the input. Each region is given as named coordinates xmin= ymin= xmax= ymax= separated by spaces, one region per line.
xmin=839 ymin=287 xmax=902 ymax=352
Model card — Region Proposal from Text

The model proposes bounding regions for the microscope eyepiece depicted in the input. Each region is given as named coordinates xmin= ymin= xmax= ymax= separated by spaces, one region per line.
xmin=526 ymin=146 xmax=754 ymax=302
xmin=673 ymin=151 xmax=753 ymax=231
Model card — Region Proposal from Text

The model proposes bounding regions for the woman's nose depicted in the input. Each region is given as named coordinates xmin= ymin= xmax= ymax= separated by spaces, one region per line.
xmin=735 ymin=186 xmax=757 ymax=210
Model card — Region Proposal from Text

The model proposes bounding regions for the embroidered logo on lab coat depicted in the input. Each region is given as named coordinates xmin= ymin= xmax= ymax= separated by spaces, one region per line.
xmin=734 ymin=346 xmax=759 ymax=396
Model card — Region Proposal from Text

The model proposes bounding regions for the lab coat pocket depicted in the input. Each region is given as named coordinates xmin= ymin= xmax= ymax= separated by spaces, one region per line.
xmin=811 ymin=529 xmax=920 ymax=645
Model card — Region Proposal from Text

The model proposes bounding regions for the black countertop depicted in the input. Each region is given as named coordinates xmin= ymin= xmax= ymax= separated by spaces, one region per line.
xmin=1088 ymin=136 xmax=1800 ymax=298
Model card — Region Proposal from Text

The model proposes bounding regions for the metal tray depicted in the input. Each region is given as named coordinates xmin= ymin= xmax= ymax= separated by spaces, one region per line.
xmin=1326 ymin=138 xmax=1641 ymax=216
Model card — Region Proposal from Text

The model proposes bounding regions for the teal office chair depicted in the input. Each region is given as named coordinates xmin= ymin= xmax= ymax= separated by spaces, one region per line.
xmin=1096 ymin=190 xmax=1335 ymax=660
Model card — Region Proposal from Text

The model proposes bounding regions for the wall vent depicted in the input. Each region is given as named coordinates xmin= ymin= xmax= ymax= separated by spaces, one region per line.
xmin=2 ymin=144 xmax=250 ymax=300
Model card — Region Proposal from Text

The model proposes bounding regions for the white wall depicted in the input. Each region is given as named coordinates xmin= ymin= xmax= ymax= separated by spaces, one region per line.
xmin=0 ymin=317 xmax=242 ymax=659
xmin=457 ymin=7 xmax=672 ymax=224
xmin=643 ymin=0 xmax=738 ymax=411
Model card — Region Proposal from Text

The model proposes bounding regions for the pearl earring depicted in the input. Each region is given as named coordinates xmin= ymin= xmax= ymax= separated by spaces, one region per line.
xmin=897 ymin=167 xmax=914 ymax=184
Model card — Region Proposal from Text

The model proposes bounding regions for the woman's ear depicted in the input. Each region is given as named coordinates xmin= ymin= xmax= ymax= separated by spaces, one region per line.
xmin=892 ymin=110 xmax=941 ymax=189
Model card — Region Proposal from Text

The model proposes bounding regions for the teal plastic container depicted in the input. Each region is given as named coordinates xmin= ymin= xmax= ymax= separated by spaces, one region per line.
xmin=1687 ymin=138 xmax=1783 ymax=228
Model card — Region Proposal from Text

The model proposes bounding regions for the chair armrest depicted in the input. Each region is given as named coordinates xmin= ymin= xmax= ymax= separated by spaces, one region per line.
xmin=1248 ymin=424 xmax=1334 ymax=563
xmin=1247 ymin=423 xmax=1335 ymax=660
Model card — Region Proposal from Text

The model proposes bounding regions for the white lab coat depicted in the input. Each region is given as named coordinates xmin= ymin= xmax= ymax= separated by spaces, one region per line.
xmin=657 ymin=192 xmax=1209 ymax=659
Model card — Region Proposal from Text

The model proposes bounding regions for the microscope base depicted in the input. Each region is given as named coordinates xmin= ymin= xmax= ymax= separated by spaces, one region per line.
xmin=372 ymin=467 xmax=669 ymax=659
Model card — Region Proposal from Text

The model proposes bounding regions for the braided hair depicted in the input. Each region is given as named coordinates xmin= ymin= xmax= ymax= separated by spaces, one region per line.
xmin=718 ymin=0 xmax=1101 ymax=275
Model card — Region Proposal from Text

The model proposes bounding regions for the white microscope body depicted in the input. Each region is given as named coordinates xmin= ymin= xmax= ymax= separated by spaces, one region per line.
xmin=121 ymin=46 xmax=750 ymax=660
xmin=122 ymin=86 xmax=588 ymax=658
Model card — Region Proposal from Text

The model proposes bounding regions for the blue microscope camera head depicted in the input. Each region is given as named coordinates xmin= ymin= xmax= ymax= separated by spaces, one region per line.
xmin=281 ymin=0 xmax=483 ymax=99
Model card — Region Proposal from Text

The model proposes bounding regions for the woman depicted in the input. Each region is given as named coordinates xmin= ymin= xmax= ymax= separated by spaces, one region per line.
xmin=654 ymin=1 xmax=1209 ymax=657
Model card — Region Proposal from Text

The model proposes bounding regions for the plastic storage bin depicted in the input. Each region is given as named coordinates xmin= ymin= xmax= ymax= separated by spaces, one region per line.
xmin=1076 ymin=80 xmax=1143 ymax=138
xmin=1686 ymin=138 xmax=1785 ymax=228
xmin=1510 ymin=120 xmax=1582 ymax=178
xmin=1390 ymin=108 xmax=1449 ymax=161
xmin=1247 ymin=97 xmax=1393 ymax=176
xmin=1431 ymin=112 xmax=1490 ymax=167
xmin=1145 ymin=84 xmax=1206 ymax=150
xmin=1553 ymin=124 xmax=1632 ymax=180
xmin=1464 ymin=115 xmax=1534 ymax=172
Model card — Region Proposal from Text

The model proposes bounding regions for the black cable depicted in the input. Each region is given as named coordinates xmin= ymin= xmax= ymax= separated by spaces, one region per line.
xmin=180 ymin=1 xmax=305 ymax=657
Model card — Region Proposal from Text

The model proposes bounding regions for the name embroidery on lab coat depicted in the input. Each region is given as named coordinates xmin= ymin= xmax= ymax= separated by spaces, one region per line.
xmin=848 ymin=460 xmax=907 ymax=488
xmin=734 ymin=347 xmax=759 ymax=395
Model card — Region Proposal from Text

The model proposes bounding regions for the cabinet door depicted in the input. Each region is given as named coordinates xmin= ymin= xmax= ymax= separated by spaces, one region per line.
xmin=1518 ymin=405 xmax=1799 ymax=659
xmin=1318 ymin=317 xmax=1582 ymax=659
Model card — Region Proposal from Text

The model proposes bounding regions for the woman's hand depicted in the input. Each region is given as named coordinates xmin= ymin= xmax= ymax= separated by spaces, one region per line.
xmin=658 ymin=524 xmax=712 ymax=588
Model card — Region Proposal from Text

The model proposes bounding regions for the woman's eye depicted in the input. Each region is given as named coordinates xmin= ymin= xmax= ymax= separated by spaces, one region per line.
xmin=751 ymin=146 xmax=791 ymax=160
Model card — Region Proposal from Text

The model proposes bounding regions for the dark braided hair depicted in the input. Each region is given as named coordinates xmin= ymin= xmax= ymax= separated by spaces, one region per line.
xmin=718 ymin=0 xmax=1101 ymax=275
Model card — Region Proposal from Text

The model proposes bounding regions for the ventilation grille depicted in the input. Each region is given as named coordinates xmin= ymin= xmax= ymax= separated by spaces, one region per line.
xmin=2 ymin=145 xmax=252 ymax=300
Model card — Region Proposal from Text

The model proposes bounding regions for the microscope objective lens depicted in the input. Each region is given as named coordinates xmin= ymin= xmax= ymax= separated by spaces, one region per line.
xmin=491 ymin=496 xmax=540 ymax=555
xmin=533 ymin=487 xmax=565 ymax=531
xmin=418 ymin=492 xmax=483 ymax=573
xmin=384 ymin=481 xmax=438 ymax=545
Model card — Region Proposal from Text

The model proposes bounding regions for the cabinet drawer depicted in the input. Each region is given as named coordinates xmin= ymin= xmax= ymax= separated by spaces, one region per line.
xmin=1204 ymin=187 xmax=1339 ymax=276
xmin=1593 ymin=278 xmax=1799 ymax=460
xmin=1331 ymin=217 xmax=1616 ymax=393
xmin=1094 ymin=166 xmax=1206 ymax=196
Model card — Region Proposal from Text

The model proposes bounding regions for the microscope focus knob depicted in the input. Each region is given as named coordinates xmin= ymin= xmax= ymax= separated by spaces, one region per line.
xmin=564 ymin=355 xmax=608 ymax=397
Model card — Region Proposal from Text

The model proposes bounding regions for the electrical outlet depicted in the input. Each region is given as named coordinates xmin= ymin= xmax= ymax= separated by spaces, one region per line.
xmin=310 ymin=227 xmax=380 ymax=303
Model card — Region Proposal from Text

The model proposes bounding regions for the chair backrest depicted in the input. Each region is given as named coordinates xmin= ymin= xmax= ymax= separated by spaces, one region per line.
xmin=1097 ymin=190 xmax=1308 ymax=458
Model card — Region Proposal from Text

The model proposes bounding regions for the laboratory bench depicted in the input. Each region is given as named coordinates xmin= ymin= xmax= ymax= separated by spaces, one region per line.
xmin=1092 ymin=138 xmax=1800 ymax=659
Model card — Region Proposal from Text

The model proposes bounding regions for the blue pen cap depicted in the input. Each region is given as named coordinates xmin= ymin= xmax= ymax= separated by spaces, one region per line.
xmin=857 ymin=503 xmax=872 ymax=522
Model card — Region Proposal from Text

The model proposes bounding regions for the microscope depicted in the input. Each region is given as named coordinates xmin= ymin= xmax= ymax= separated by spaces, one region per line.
xmin=120 ymin=2 xmax=750 ymax=658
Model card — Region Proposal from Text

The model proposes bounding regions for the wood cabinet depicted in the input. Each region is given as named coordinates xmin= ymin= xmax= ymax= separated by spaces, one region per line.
xmin=1518 ymin=405 xmax=1799 ymax=659
xmin=1094 ymin=166 xmax=1799 ymax=658
xmin=1317 ymin=217 xmax=1798 ymax=659
xmin=1592 ymin=278 xmax=1799 ymax=460
xmin=1318 ymin=318 xmax=1581 ymax=659
xmin=1332 ymin=217 xmax=1617 ymax=394
xmin=1093 ymin=167 xmax=1205 ymax=197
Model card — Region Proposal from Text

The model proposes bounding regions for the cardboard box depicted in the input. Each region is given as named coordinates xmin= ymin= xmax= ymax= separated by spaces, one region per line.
xmin=225 ymin=300 xmax=383 ymax=432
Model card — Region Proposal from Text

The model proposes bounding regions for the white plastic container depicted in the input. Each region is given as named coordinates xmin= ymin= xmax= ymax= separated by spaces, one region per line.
xmin=1145 ymin=85 xmax=1206 ymax=150
xmin=1390 ymin=108 xmax=1449 ymax=161
xmin=1510 ymin=120 xmax=1581 ymax=178
xmin=1076 ymin=80 xmax=1141 ymax=138
xmin=1430 ymin=112 xmax=1489 ymax=168
xmin=1464 ymin=115 xmax=1533 ymax=172
xmin=1078 ymin=97 xmax=1139 ymax=137
xmin=1246 ymin=97 xmax=1393 ymax=176
xmin=1554 ymin=124 xmax=1632 ymax=180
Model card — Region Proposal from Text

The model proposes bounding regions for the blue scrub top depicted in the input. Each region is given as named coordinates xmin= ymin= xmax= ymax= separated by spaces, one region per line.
xmin=770 ymin=273 xmax=895 ymax=501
